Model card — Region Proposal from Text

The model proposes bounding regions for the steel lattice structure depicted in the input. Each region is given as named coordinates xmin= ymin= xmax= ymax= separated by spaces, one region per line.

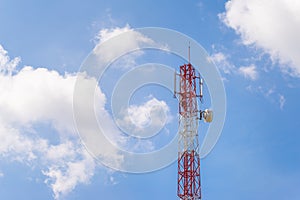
xmin=175 ymin=62 xmax=203 ymax=200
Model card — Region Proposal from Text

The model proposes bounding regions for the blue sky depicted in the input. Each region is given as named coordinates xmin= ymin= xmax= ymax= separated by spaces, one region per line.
xmin=0 ymin=0 xmax=300 ymax=200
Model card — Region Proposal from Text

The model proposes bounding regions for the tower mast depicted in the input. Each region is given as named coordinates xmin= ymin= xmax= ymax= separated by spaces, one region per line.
xmin=175 ymin=46 xmax=204 ymax=200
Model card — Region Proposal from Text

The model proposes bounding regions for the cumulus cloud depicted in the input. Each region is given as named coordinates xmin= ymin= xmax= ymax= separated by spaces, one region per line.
xmin=127 ymin=97 xmax=170 ymax=128
xmin=238 ymin=64 xmax=258 ymax=80
xmin=93 ymin=24 xmax=168 ymax=69
xmin=116 ymin=97 xmax=171 ymax=138
xmin=0 ymin=45 xmax=20 ymax=75
xmin=0 ymin=66 xmax=76 ymax=133
xmin=220 ymin=0 xmax=300 ymax=76
xmin=93 ymin=24 xmax=153 ymax=66
xmin=0 ymin=24 xmax=172 ymax=198
xmin=0 ymin=44 xmax=125 ymax=199
xmin=42 ymin=147 xmax=95 ymax=199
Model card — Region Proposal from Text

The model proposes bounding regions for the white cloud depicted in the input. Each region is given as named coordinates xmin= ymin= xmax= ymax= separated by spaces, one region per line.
xmin=43 ymin=148 xmax=95 ymax=199
xmin=96 ymin=24 xmax=133 ymax=44
xmin=127 ymin=97 xmax=170 ymax=128
xmin=0 ymin=23 xmax=175 ymax=196
xmin=116 ymin=97 xmax=172 ymax=138
xmin=246 ymin=85 xmax=286 ymax=109
xmin=208 ymin=52 xmax=235 ymax=74
xmin=93 ymin=24 xmax=168 ymax=69
xmin=279 ymin=94 xmax=286 ymax=110
xmin=0 ymin=24 xmax=173 ymax=198
xmin=0 ymin=45 xmax=21 ymax=75
xmin=0 ymin=124 xmax=43 ymax=162
xmin=0 ymin=66 xmax=76 ymax=133
xmin=0 ymin=44 xmax=125 ymax=199
xmin=209 ymin=51 xmax=259 ymax=81
xmin=238 ymin=64 xmax=258 ymax=80
xmin=0 ymin=121 xmax=95 ymax=200
xmin=93 ymin=24 xmax=154 ymax=67
xmin=220 ymin=0 xmax=300 ymax=76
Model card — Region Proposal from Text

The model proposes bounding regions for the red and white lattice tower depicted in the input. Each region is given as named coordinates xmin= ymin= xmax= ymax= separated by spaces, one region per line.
xmin=174 ymin=47 xmax=208 ymax=200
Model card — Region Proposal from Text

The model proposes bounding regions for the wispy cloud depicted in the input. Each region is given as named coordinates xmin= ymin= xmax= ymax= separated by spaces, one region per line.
xmin=208 ymin=52 xmax=235 ymax=75
xmin=279 ymin=94 xmax=286 ymax=110
xmin=209 ymin=51 xmax=258 ymax=81
xmin=246 ymin=85 xmax=286 ymax=110
xmin=238 ymin=64 xmax=258 ymax=80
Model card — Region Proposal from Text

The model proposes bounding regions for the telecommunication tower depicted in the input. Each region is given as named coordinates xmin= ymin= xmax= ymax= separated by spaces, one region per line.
xmin=174 ymin=46 xmax=213 ymax=200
